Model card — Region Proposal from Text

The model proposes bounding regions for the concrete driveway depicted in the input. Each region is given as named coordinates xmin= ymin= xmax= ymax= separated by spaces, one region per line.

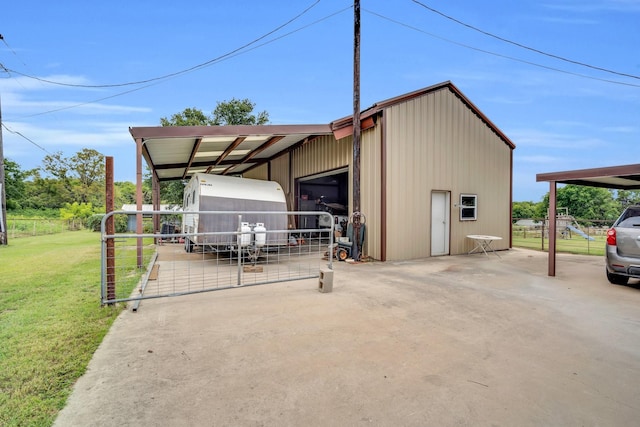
xmin=54 ymin=248 xmax=640 ymax=426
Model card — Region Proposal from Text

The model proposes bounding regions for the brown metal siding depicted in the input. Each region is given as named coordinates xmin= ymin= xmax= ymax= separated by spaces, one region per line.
xmin=384 ymin=88 xmax=512 ymax=260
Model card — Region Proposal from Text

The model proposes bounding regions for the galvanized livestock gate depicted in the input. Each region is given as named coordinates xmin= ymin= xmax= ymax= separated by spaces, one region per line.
xmin=100 ymin=211 xmax=337 ymax=308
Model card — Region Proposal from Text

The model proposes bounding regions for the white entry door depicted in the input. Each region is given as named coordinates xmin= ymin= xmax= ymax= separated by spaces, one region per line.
xmin=431 ymin=191 xmax=450 ymax=256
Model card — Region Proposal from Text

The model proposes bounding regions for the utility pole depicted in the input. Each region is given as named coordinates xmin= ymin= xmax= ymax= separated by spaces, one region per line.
xmin=351 ymin=0 xmax=362 ymax=261
xmin=0 ymin=95 xmax=7 ymax=245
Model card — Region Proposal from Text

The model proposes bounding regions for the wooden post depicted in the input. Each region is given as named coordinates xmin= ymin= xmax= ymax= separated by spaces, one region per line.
xmin=352 ymin=0 xmax=362 ymax=261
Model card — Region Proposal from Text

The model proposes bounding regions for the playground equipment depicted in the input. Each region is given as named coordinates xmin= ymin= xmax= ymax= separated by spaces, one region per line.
xmin=545 ymin=208 xmax=595 ymax=241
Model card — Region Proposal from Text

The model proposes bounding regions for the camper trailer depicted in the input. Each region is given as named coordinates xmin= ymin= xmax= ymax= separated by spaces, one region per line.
xmin=182 ymin=173 xmax=288 ymax=253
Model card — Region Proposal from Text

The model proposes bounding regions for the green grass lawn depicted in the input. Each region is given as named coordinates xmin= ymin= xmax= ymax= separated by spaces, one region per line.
xmin=0 ymin=230 xmax=128 ymax=427
xmin=512 ymin=234 xmax=606 ymax=256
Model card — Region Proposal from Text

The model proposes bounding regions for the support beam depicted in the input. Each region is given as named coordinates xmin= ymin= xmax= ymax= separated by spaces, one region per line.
xmin=136 ymin=138 xmax=144 ymax=268
xmin=548 ymin=181 xmax=557 ymax=277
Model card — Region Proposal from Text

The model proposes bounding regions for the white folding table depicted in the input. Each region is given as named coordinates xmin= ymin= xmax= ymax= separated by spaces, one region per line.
xmin=467 ymin=235 xmax=502 ymax=258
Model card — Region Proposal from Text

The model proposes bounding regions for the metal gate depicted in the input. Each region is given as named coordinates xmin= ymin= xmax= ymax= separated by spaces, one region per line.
xmin=100 ymin=211 xmax=336 ymax=307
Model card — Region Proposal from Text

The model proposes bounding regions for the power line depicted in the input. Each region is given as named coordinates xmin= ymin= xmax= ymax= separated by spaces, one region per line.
xmin=1 ymin=122 xmax=50 ymax=153
xmin=366 ymin=9 xmax=640 ymax=88
xmin=12 ymin=5 xmax=352 ymax=119
xmin=0 ymin=0 xmax=321 ymax=89
xmin=410 ymin=0 xmax=640 ymax=81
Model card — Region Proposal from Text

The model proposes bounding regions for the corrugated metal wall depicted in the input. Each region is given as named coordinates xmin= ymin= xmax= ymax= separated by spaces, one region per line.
xmin=360 ymin=126 xmax=383 ymax=260
xmin=242 ymin=163 xmax=268 ymax=181
xmin=384 ymin=88 xmax=512 ymax=260
xmin=291 ymin=135 xmax=352 ymax=178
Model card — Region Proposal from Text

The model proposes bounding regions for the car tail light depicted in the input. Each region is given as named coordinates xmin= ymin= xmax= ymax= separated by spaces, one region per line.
xmin=606 ymin=228 xmax=617 ymax=246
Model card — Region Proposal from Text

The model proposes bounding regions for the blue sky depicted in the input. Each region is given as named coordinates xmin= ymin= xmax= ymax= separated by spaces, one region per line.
xmin=1 ymin=0 xmax=639 ymax=202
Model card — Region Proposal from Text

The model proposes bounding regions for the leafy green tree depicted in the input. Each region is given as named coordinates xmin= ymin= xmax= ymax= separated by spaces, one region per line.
xmin=160 ymin=107 xmax=213 ymax=126
xmin=157 ymin=100 xmax=268 ymax=205
xmin=615 ymin=190 xmax=640 ymax=208
xmin=2 ymin=158 xmax=31 ymax=210
xmin=114 ymin=181 xmax=137 ymax=207
xmin=512 ymin=201 xmax=540 ymax=219
xmin=59 ymin=201 xmax=100 ymax=229
xmin=211 ymin=98 xmax=269 ymax=125
xmin=539 ymin=185 xmax=620 ymax=221
xmin=41 ymin=149 xmax=105 ymax=207
xmin=23 ymin=171 xmax=71 ymax=210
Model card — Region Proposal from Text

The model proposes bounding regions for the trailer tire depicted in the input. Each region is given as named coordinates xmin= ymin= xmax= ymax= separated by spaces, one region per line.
xmin=185 ymin=238 xmax=194 ymax=253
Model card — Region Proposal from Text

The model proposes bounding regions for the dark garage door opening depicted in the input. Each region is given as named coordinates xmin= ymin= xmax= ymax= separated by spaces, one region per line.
xmin=296 ymin=169 xmax=349 ymax=232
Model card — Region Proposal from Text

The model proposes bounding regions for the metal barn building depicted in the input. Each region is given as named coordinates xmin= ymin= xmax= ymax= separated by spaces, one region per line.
xmin=130 ymin=81 xmax=515 ymax=262
xmin=243 ymin=81 xmax=514 ymax=261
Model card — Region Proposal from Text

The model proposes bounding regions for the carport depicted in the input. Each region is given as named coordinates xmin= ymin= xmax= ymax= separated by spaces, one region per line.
xmin=127 ymin=125 xmax=333 ymax=265
xmin=536 ymin=163 xmax=640 ymax=276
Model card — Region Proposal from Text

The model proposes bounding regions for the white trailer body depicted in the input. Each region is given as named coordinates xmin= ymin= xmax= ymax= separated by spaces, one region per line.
xmin=182 ymin=173 xmax=288 ymax=251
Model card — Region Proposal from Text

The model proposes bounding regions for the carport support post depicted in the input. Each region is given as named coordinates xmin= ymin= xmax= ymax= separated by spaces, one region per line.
xmin=136 ymin=137 xmax=144 ymax=268
xmin=548 ymin=181 xmax=557 ymax=277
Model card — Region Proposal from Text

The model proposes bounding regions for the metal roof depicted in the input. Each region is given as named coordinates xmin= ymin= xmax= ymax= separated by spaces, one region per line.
xmin=536 ymin=164 xmax=640 ymax=189
xmin=330 ymin=81 xmax=515 ymax=149
xmin=129 ymin=124 xmax=333 ymax=181
xmin=131 ymin=82 xmax=516 ymax=182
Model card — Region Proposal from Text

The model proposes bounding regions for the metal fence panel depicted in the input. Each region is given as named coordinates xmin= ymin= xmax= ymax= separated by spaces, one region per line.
xmin=100 ymin=211 xmax=336 ymax=306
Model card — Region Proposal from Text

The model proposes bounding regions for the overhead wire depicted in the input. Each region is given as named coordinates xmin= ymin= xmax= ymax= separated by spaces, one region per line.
xmin=14 ymin=4 xmax=352 ymax=119
xmin=410 ymin=0 xmax=640 ymax=81
xmin=0 ymin=0 xmax=322 ymax=89
xmin=365 ymin=9 xmax=640 ymax=89
xmin=0 ymin=1 xmax=350 ymax=153
xmin=1 ymin=122 xmax=51 ymax=153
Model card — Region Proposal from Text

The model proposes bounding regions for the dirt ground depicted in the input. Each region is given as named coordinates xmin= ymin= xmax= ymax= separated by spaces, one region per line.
xmin=54 ymin=248 xmax=640 ymax=426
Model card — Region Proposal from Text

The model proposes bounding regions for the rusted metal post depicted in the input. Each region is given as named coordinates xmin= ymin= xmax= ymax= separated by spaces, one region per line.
xmin=106 ymin=157 xmax=116 ymax=302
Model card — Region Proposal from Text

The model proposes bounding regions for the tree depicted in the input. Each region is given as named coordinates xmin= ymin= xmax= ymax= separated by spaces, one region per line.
xmin=41 ymin=149 xmax=105 ymax=207
xmin=157 ymin=100 xmax=269 ymax=205
xmin=59 ymin=201 xmax=100 ymax=229
xmin=614 ymin=190 xmax=640 ymax=208
xmin=512 ymin=201 xmax=540 ymax=219
xmin=160 ymin=107 xmax=213 ymax=126
xmin=539 ymin=185 xmax=620 ymax=221
xmin=211 ymin=98 xmax=269 ymax=125
xmin=2 ymin=158 xmax=31 ymax=210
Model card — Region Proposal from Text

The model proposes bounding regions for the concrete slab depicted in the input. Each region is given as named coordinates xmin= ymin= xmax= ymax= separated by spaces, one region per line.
xmin=54 ymin=248 xmax=640 ymax=426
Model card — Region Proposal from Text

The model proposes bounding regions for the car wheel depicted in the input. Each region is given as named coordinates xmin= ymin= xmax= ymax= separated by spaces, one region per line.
xmin=606 ymin=269 xmax=629 ymax=285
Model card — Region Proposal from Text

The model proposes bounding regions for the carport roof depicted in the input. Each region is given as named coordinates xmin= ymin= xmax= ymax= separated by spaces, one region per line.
xmin=129 ymin=124 xmax=333 ymax=181
xmin=536 ymin=163 xmax=640 ymax=277
xmin=536 ymin=163 xmax=640 ymax=189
